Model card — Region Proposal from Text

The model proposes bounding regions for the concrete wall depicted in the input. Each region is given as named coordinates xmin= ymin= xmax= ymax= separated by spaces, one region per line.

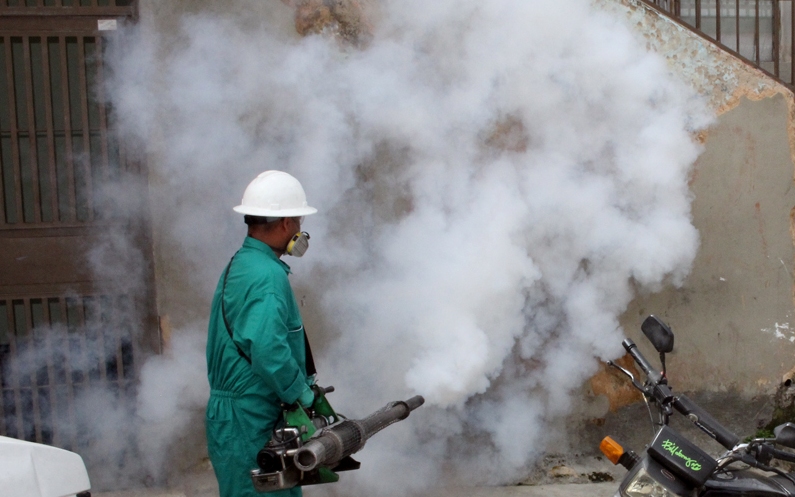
xmin=575 ymin=92 xmax=795 ymax=457
xmin=577 ymin=0 xmax=795 ymax=456
xmin=621 ymin=93 xmax=795 ymax=394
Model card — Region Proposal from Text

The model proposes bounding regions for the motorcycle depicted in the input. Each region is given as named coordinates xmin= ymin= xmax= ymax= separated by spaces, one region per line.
xmin=601 ymin=315 xmax=795 ymax=497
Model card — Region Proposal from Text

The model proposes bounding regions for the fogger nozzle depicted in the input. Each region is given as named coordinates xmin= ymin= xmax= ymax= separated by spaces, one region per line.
xmin=293 ymin=395 xmax=425 ymax=472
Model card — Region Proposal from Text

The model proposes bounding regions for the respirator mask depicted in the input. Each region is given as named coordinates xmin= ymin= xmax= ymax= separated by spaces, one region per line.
xmin=286 ymin=231 xmax=310 ymax=257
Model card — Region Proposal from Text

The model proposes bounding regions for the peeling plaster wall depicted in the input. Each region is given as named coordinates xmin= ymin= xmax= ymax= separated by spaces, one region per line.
xmin=575 ymin=0 xmax=795 ymax=454
xmin=595 ymin=0 xmax=794 ymax=114
xmin=603 ymin=0 xmax=795 ymax=391
xmin=620 ymin=94 xmax=795 ymax=394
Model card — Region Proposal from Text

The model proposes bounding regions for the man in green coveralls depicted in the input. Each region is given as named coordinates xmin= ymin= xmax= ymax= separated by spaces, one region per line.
xmin=206 ymin=170 xmax=318 ymax=497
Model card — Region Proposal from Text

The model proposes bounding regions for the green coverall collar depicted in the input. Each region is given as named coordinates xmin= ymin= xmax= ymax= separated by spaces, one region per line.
xmin=243 ymin=236 xmax=292 ymax=274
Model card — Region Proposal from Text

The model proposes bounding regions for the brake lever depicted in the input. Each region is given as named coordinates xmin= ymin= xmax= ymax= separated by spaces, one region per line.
xmin=737 ymin=452 xmax=795 ymax=486
xmin=607 ymin=360 xmax=646 ymax=392
xmin=608 ymin=360 xmax=665 ymax=437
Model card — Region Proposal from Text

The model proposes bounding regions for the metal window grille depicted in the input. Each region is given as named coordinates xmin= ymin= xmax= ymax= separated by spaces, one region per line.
xmin=0 ymin=295 xmax=135 ymax=450
xmin=0 ymin=1 xmax=133 ymax=8
xmin=0 ymin=34 xmax=127 ymax=226
xmin=0 ymin=0 xmax=155 ymax=455
xmin=644 ymin=0 xmax=795 ymax=87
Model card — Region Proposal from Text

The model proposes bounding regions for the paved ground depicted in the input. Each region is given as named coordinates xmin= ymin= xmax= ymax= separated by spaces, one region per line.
xmin=94 ymin=480 xmax=617 ymax=497
xmin=92 ymin=458 xmax=620 ymax=497
xmin=433 ymin=484 xmax=616 ymax=497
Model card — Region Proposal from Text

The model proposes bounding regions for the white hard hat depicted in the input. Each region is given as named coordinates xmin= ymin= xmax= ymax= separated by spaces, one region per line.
xmin=233 ymin=170 xmax=318 ymax=217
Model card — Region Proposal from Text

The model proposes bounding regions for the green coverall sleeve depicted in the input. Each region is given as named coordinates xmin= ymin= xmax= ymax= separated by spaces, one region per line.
xmin=233 ymin=292 xmax=308 ymax=404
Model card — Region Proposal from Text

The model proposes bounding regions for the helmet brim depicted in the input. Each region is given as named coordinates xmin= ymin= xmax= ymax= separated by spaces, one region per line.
xmin=233 ymin=205 xmax=318 ymax=217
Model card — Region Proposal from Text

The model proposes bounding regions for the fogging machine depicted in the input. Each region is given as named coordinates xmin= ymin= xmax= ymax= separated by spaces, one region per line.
xmin=250 ymin=384 xmax=425 ymax=493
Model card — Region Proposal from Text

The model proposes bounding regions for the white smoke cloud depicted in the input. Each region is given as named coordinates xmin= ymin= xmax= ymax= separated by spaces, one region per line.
xmin=97 ymin=0 xmax=713 ymax=493
xmin=134 ymin=330 xmax=210 ymax=481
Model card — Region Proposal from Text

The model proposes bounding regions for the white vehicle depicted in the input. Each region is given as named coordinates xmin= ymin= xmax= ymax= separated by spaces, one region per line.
xmin=0 ymin=436 xmax=91 ymax=497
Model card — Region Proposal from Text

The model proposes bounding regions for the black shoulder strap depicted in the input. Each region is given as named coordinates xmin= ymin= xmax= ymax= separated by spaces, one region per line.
xmin=222 ymin=252 xmax=252 ymax=364
xmin=222 ymin=251 xmax=318 ymax=375
xmin=304 ymin=332 xmax=316 ymax=377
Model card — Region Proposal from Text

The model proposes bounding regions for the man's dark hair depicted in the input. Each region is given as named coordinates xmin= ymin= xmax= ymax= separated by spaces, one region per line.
xmin=244 ymin=215 xmax=281 ymax=226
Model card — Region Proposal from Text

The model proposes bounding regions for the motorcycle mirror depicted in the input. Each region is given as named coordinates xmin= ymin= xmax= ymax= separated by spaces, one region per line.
xmin=774 ymin=423 xmax=795 ymax=449
xmin=641 ymin=315 xmax=674 ymax=353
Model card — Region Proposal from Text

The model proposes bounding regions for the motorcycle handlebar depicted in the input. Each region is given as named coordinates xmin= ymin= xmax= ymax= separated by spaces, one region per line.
xmin=769 ymin=446 xmax=795 ymax=464
xmin=673 ymin=394 xmax=739 ymax=450
xmin=622 ymin=339 xmax=662 ymax=384
xmin=621 ymin=338 xmax=738 ymax=450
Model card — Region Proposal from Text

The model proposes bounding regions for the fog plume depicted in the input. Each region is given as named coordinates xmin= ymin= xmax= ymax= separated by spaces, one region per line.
xmin=98 ymin=0 xmax=713 ymax=492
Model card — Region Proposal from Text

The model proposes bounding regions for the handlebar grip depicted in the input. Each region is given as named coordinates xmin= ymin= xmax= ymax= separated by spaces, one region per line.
xmin=673 ymin=394 xmax=739 ymax=450
xmin=622 ymin=339 xmax=661 ymax=384
xmin=770 ymin=446 xmax=795 ymax=464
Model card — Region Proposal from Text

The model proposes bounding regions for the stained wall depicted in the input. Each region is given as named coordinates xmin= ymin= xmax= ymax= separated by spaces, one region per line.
xmin=581 ymin=0 xmax=795 ymax=455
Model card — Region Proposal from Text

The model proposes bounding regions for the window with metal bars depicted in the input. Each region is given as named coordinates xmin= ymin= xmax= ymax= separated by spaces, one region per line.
xmin=0 ymin=1 xmax=133 ymax=8
xmin=0 ymin=296 xmax=136 ymax=450
xmin=0 ymin=34 xmax=125 ymax=226
xmin=0 ymin=1 xmax=157 ymax=459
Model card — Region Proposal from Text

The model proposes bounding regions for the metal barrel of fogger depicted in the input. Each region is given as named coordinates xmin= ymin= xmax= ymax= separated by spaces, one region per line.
xmin=293 ymin=395 xmax=425 ymax=472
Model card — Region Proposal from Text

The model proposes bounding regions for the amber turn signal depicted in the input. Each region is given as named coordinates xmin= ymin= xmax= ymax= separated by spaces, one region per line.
xmin=599 ymin=436 xmax=625 ymax=465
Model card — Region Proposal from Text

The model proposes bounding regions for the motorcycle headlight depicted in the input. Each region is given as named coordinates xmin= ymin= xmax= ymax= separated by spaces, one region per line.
xmin=621 ymin=467 xmax=679 ymax=497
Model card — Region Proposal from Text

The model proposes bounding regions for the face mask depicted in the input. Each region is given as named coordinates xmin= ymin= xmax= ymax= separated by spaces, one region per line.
xmin=286 ymin=231 xmax=310 ymax=257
